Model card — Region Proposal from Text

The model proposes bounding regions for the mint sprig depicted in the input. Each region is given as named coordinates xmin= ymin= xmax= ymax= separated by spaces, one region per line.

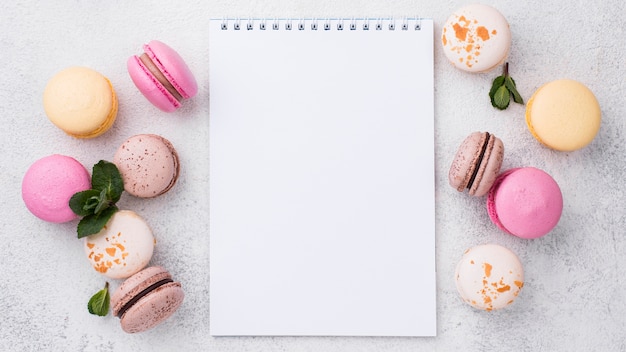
xmin=69 ymin=160 xmax=124 ymax=238
xmin=88 ymin=282 xmax=110 ymax=316
xmin=489 ymin=62 xmax=524 ymax=110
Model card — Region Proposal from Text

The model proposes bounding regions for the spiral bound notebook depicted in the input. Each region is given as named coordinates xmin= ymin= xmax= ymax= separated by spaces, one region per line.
xmin=209 ymin=17 xmax=435 ymax=337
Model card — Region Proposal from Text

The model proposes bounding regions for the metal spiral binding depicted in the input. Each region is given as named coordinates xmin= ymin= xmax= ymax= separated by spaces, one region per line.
xmin=219 ymin=18 xmax=423 ymax=31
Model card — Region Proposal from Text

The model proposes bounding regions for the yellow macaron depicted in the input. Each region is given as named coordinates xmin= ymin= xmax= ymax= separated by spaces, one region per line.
xmin=525 ymin=79 xmax=601 ymax=151
xmin=43 ymin=66 xmax=118 ymax=138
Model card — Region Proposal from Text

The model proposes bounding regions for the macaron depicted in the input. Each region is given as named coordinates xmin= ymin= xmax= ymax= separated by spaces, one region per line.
xmin=127 ymin=40 xmax=198 ymax=112
xmin=526 ymin=79 xmax=601 ymax=151
xmin=84 ymin=210 xmax=155 ymax=279
xmin=113 ymin=134 xmax=180 ymax=198
xmin=22 ymin=154 xmax=91 ymax=223
xmin=449 ymin=132 xmax=504 ymax=197
xmin=455 ymin=244 xmax=524 ymax=311
xmin=487 ymin=167 xmax=563 ymax=239
xmin=111 ymin=266 xmax=184 ymax=333
xmin=43 ymin=66 xmax=118 ymax=138
xmin=442 ymin=4 xmax=511 ymax=73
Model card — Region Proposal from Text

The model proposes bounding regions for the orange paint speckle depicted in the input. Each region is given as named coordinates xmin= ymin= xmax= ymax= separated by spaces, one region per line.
xmin=497 ymin=285 xmax=511 ymax=292
xmin=453 ymin=23 xmax=468 ymax=41
xmin=465 ymin=44 xmax=473 ymax=52
xmin=114 ymin=243 xmax=125 ymax=251
xmin=492 ymin=29 xmax=497 ymax=35
xmin=470 ymin=260 xmax=475 ymax=264
xmin=86 ymin=243 xmax=95 ymax=249
xmin=484 ymin=263 xmax=492 ymax=277
xmin=476 ymin=26 xmax=490 ymax=41
xmin=442 ymin=35 xmax=448 ymax=46
xmin=105 ymin=247 xmax=117 ymax=257
xmin=514 ymin=280 xmax=524 ymax=288
xmin=458 ymin=16 xmax=470 ymax=26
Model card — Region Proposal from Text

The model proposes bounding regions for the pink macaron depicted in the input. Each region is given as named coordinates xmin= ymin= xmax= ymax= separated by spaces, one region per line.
xmin=127 ymin=40 xmax=198 ymax=112
xmin=487 ymin=167 xmax=563 ymax=239
xmin=111 ymin=266 xmax=184 ymax=333
xmin=22 ymin=154 xmax=91 ymax=223
xmin=113 ymin=134 xmax=180 ymax=198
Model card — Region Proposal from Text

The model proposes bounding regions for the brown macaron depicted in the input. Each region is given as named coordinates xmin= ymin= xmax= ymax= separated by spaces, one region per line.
xmin=113 ymin=134 xmax=180 ymax=198
xmin=111 ymin=266 xmax=185 ymax=333
xmin=449 ymin=132 xmax=504 ymax=196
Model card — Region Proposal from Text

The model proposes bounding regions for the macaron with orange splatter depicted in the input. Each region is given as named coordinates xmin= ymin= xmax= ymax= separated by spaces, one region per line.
xmin=455 ymin=244 xmax=524 ymax=311
xmin=442 ymin=4 xmax=511 ymax=72
xmin=84 ymin=210 xmax=155 ymax=279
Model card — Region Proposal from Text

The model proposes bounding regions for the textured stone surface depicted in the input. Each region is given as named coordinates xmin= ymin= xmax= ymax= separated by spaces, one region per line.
xmin=1 ymin=1 xmax=625 ymax=351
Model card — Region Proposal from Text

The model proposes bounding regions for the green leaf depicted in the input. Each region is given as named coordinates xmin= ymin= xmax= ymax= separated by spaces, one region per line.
xmin=69 ymin=190 xmax=102 ymax=216
xmin=493 ymin=85 xmax=511 ymax=110
xmin=91 ymin=160 xmax=124 ymax=203
xmin=77 ymin=206 xmax=118 ymax=239
xmin=88 ymin=282 xmax=110 ymax=316
xmin=505 ymin=76 xmax=524 ymax=104
xmin=489 ymin=75 xmax=506 ymax=106
xmin=93 ymin=188 xmax=110 ymax=215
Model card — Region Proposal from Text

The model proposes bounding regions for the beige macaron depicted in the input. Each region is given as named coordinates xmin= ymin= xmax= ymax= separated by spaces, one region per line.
xmin=43 ymin=66 xmax=118 ymax=138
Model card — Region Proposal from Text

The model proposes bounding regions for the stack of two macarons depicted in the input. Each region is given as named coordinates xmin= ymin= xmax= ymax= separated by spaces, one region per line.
xmin=43 ymin=40 xmax=198 ymax=138
xmin=449 ymin=131 xmax=563 ymax=240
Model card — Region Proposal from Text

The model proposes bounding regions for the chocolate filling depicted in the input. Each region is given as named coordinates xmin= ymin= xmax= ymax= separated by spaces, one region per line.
xmin=139 ymin=53 xmax=183 ymax=102
xmin=466 ymin=132 xmax=490 ymax=190
xmin=116 ymin=278 xmax=174 ymax=318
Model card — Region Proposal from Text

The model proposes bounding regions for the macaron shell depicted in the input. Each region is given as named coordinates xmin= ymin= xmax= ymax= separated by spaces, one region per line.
xmin=111 ymin=266 xmax=171 ymax=316
xmin=442 ymin=4 xmax=511 ymax=72
xmin=21 ymin=154 xmax=91 ymax=223
xmin=114 ymin=134 xmax=180 ymax=198
xmin=486 ymin=168 xmax=518 ymax=233
xmin=455 ymin=244 xmax=524 ymax=311
xmin=449 ymin=132 xmax=503 ymax=197
xmin=449 ymin=132 xmax=486 ymax=192
xmin=119 ymin=282 xmax=184 ymax=333
xmin=525 ymin=79 xmax=601 ymax=151
xmin=144 ymin=40 xmax=198 ymax=99
xmin=84 ymin=210 xmax=155 ymax=279
xmin=487 ymin=167 xmax=563 ymax=239
xmin=469 ymin=135 xmax=504 ymax=196
xmin=127 ymin=55 xmax=180 ymax=112
xmin=43 ymin=66 xmax=118 ymax=138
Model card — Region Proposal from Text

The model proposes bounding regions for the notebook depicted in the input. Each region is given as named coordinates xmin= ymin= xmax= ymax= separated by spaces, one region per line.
xmin=208 ymin=17 xmax=435 ymax=337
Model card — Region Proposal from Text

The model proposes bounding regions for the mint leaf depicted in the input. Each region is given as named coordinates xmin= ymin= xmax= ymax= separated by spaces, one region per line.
xmin=88 ymin=282 xmax=110 ymax=316
xmin=93 ymin=188 xmax=110 ymax=215
xmin=77 ymin=206 xmax=118 ymax=239
xmin=489 ymin=62 xmax=524 ymax=110
xmin=91 ymin=160 xmax=124 ymax=203
xmin=70 ymin=160 xmax=124 ymax=239
xmin=505 ymin=76 xmax=524 ymax=104
xmin=69 ymin=189 xmax=102 ymax=216
xmin=493 ymin=85 xmax=511 ymax=110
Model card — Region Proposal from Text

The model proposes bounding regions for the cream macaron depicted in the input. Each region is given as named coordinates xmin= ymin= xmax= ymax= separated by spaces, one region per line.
xmin=526 ymin=79 xmax=601 ymax=151
xmin=442 ymin=4 xmax=511 ymax=73
xmin=84 ymin=210 xmax=155 ymax=279
xmin=455 ymin=244 xmax=524 ymax=311
xmin=43 ymin=66 xmax=118 ymax=138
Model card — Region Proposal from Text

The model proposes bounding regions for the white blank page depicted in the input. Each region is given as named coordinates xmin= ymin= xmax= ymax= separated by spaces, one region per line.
xmin=209 ymin=18 xmax=435 ymax=336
